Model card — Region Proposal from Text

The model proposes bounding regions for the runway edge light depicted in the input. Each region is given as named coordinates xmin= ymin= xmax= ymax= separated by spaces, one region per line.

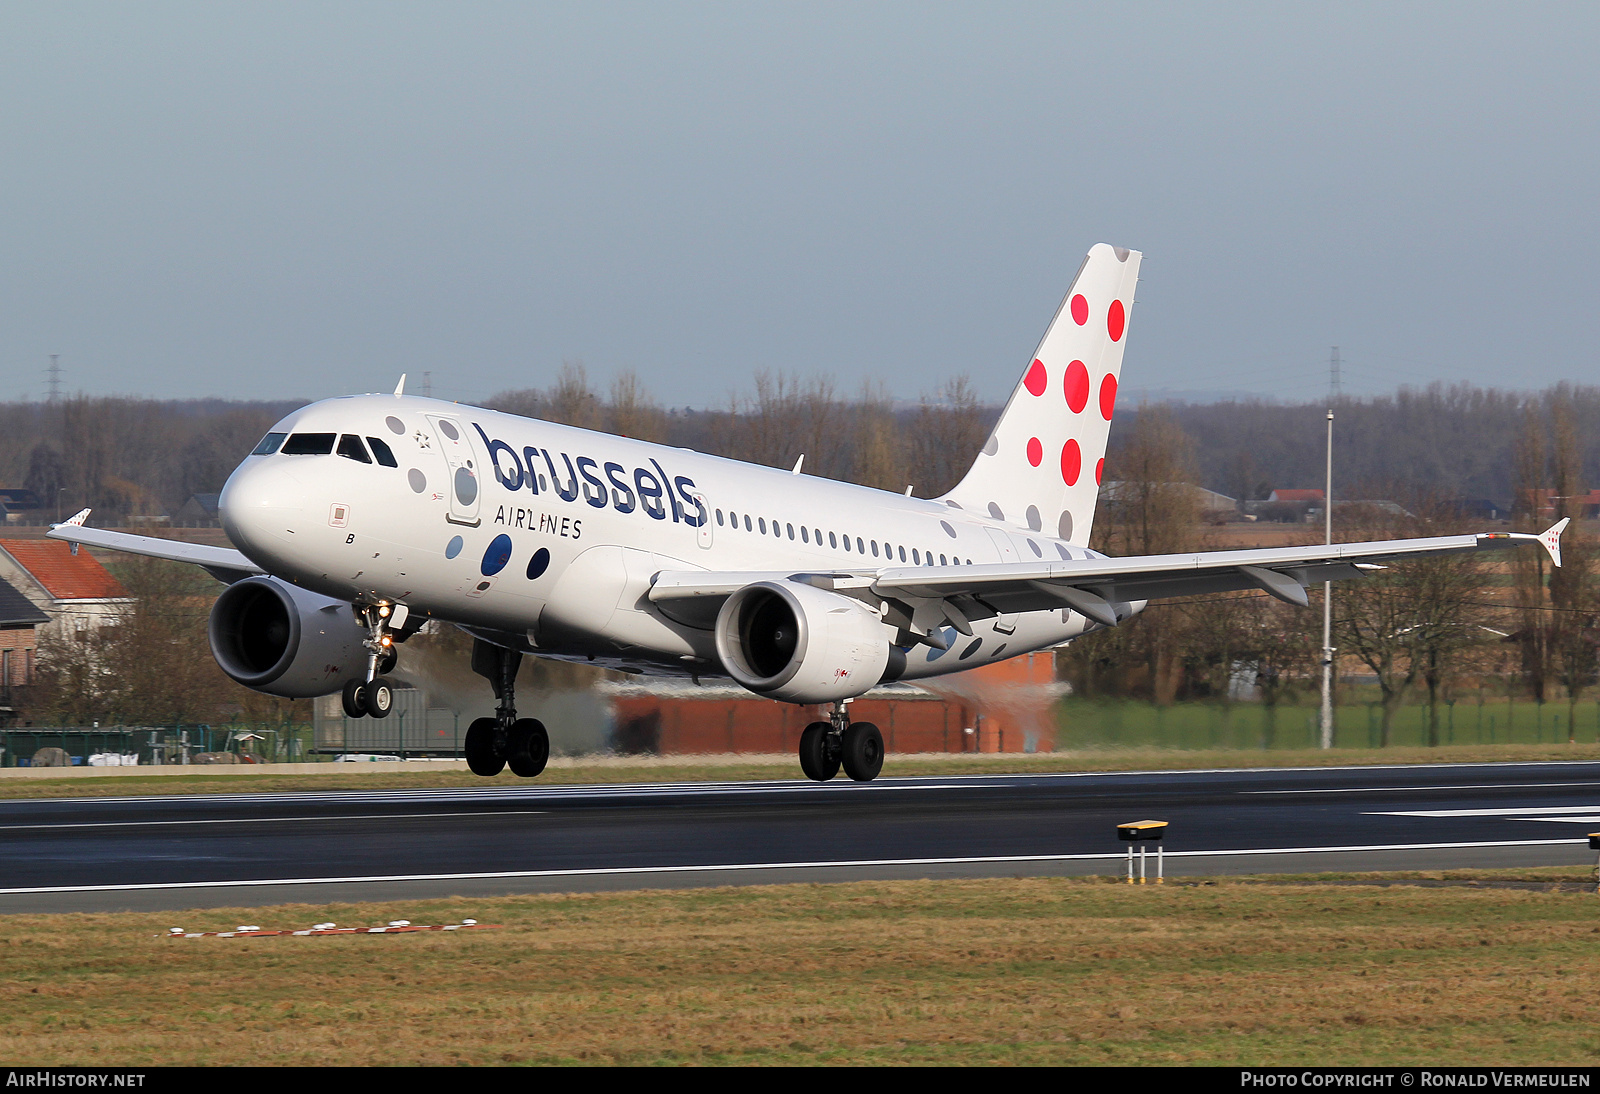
xmin=1117 ymin=820 xmax=1168 ymax=885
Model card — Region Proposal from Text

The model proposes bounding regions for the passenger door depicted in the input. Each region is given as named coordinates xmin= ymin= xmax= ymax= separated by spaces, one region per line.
xmin=426 ymin=414 xmax=481 ymax=527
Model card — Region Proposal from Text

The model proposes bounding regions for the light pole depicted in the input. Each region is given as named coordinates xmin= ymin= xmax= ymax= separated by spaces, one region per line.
xmin=1320 ymin=407 xmax=1335 ymax=749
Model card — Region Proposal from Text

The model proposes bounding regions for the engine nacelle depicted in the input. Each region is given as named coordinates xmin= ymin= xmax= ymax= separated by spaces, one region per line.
xmin=208 ymin=576 xmax=367 ymax=698
xmin=714 ymin=580 xmax=892 ymax=704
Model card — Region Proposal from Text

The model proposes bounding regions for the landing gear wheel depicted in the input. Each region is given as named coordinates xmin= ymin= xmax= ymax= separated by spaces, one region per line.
xmin=507 ymin=718 xmax=549 ymax=778
xmin=365 ymin=677 xmax=395 ymax=719
xmin=798 ymin=721 xmax=840 ymax=782
xmin=841 ymin=721 xmax=884 ymax=782
xmin=464 ymin=717 xmax=505 ymax=777
xmin=341 ymin=679 xmax=368 ymax=719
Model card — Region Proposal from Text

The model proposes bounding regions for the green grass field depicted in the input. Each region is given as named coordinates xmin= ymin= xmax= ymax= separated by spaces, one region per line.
xmin=1057 ymin=694 xmax=1600 ymax=751
xmin=3 ymin=870 xmax=1598 ymax=1066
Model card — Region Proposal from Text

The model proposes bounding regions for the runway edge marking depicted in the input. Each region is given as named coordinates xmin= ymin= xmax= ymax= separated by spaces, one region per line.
xmin=0 ymin=837 xmax=1586 ymax=896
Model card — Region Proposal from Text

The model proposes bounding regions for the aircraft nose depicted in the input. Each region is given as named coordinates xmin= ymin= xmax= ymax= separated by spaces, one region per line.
xmin=220 ymin=458 xmax=305 ymax=565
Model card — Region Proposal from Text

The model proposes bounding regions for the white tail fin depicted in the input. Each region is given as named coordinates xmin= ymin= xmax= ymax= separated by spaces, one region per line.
xmin=940 ymin=243 xmax=1141 ymax=544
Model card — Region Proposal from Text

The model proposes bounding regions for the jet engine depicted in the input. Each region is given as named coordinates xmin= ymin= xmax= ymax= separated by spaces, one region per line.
xmin=208 ymin=576 xmax=368 ymax=698
xmin=713 ymin=580 xmax=892 ymax=704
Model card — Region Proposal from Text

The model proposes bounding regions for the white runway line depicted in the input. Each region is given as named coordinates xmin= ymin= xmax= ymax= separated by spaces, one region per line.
xmin=1246 ymin=782 xmax=1600 ymax=795
xmin=1368 ymin=805 xmax=1600 ymax=818
xmin=0 ymin=837 xmax=1585 ymax=896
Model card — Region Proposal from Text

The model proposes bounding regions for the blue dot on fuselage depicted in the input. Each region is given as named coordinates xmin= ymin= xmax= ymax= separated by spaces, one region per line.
xmin=445 ymin=535 xmax=464 ymax=559
xmin=482 ymin=534 xmax=513 ymax=576
xmin=526 ymin=547 xmax=551 ymax=580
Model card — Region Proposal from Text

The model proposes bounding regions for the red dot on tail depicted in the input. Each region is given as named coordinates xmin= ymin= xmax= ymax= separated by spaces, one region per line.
xmin=1099 ymin=374 xmax=1118 ymax=421
xmin=1060 ymin=439 xmax=1081 ymax=486
xmin=1026 ymin=437 xmax=1042 ymax=467
xmin=1095 ymin=458 xmax=1104 ymax=485
xmin=1023 ymin=359 xmax=1047 ymax=396
xmin=1064 ymin=360 xmax=1089 ymax=413
xmin=1107 ymin=300 xmax=1125 ymax=342
xmin=1070 ymin=295 xmax=1088 ymax=325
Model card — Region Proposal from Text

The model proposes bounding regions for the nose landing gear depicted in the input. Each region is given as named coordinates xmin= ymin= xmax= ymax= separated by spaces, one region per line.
xmin=340 ymin=604 xmax=404 ymax=719
xmin=799 ymin=700 xmax=884 ymax=782
xmin=465 ymin=638 xmax=549 ymax=778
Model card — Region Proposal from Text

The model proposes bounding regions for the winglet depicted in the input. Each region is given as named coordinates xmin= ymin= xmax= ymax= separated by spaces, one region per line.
xmin=394 ymin=373 xmax=407 ymax=396
xmin=1541 ymin=517 xmax=1569 ymax=568
xmin=55 ymin=508 xmax=91 ymax=529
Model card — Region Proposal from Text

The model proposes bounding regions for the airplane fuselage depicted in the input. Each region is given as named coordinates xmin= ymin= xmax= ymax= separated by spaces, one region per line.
xmin=220 ymin=394 xmax=1100 ymax=686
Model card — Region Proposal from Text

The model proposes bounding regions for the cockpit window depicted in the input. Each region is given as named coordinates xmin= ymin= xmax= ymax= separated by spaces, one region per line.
xmin=281 ymin=433 xmax=336 ymax=455
xmin=337 ymin=434 xmax=372 ymax=463
xmin=251 ymin=432 xmax=287 ymax=456
xmin=365 ymin=436 xmax=398 ymax=467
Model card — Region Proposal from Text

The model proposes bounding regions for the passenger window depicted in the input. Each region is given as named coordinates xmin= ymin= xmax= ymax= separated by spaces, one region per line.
xmin=843 ymin=535 xmax=851 ymax=552
xmin=912 ymin=549 xmax=920 ymax=564
xmin=251 ymin=432 xmax=286 ymax=456
xmin=744 ymin=515 xmax=752 ymax=532
xmin=716 ymin=509 xmax=725 ymax=526
xmin=786 ymin=523 xmax=794 ymax=540
xmin=856 ymin=537 xmax=864 ymax=554
xmin=759 ymin=518 xmax=767 ymax=534
xmin=282 ymin=432 xmax=336 ymax=455
xmin=871 ymin=541 xmax=879 ymax=557
xmin=337 ymin=435 xmax=372 ymax=463
xmin=366 ymin=437 xmax=398 ymax=467
xmin=814 ymin=528 xmax=822 ymax=545
xmin=898 ymin=546 xmax=907 ymax=562
xmin=829 ymin=532 xmax=837 ymax=549
xmin=801 ymin=526 xmax=809 ymax=543
xmin=940 ymin=554 xmax=948 ymax=566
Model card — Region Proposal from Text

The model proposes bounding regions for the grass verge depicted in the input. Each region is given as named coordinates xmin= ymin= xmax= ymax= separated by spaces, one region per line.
xmin=0 ymin=742 xmax=1597 ymax=799
xmin=3 ymin=870 xmax=1599 ymax=1065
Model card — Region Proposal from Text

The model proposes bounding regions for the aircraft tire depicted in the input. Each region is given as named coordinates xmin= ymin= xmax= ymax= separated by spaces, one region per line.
xmin=798 ymin=721 xmax=840 ymax=782
xmin=341 ymin=679 xmax=368 ymax=719
xmin=465 ymin=717 xmax=505 ymax=777
xmin=841 ymin=721 xmax=884 ymax=782
xmin=507 ymin=718 xmax=549 ymax=778
xmin=365 ymin=677 xmax=395 ymax=719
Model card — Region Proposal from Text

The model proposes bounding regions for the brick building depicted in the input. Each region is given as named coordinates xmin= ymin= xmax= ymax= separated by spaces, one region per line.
xmin=0 ymin=575 xmax=47 ymax=726
xmin=604 ymin=651 xmax=1064 ymax=755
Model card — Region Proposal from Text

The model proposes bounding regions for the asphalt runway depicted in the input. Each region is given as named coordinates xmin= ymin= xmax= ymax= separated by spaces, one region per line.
xmin=2 ymin=760 xmax=1599 ymax=913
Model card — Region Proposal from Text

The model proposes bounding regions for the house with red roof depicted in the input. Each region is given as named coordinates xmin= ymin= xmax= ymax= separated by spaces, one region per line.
xmin=0 ymin=539 xmax=130 ymax=644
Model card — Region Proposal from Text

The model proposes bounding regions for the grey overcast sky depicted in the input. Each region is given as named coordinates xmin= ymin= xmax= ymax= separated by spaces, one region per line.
xmin=2 ymin=2 xmax=1597 ymax=407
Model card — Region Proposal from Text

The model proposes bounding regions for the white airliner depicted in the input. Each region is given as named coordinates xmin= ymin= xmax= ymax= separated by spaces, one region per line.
xmin=49 ymin=243 xmax=1566 ymax=782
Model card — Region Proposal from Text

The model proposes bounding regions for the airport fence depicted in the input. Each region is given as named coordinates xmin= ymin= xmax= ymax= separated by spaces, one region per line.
xmin=0 ymin=723 xmax=318 ymax=767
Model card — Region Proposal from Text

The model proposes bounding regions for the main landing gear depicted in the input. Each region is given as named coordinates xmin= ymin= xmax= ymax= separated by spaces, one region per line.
xmin=463 ymin=638 xmax=549 ymax=779
xmin=799 ymin=700 xmax=884 ymax=783
xmin=341 ymin=604 xmax=402 ymax=719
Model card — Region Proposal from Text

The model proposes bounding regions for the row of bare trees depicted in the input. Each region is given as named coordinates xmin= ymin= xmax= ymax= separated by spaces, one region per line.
xmin=486 ymin=363 xmax=992 ymax=498
xmin=1065 ymin=393 xmax=1600 ymax=746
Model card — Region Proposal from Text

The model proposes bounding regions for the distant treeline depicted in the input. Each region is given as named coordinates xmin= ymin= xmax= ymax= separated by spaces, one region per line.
xmin=2 ymin=376 xmax=1597 ymax=522
xmin=1119 ymin=382 xmax=1600 ymax=505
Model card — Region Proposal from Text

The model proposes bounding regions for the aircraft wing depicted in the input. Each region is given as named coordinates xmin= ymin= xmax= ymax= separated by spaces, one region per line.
xmin=45 ymin=510 xmax=264 ymax=585
xmin=650 ymin=522 xmax=1566 ymax=636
